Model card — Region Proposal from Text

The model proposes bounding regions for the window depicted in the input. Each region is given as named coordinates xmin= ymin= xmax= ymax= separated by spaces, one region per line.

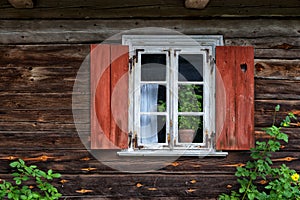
xmin=90 ymin=35 xmax=255 ymax=157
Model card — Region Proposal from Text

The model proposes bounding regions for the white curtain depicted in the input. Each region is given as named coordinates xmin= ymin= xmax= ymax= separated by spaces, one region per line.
xmin=140 ymin=84 xmax=158 ymax=144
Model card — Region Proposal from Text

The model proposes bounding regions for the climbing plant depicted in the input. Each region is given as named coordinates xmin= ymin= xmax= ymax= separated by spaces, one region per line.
xmin=219 ymin=105 xmax=299 ymax=200
xmin=0 ymin=159 xmax=61 ymax=200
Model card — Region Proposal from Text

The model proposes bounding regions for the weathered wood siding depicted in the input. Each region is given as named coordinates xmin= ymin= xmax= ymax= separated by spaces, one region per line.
xmin=0 ymin=0 xmax=299 ymax=199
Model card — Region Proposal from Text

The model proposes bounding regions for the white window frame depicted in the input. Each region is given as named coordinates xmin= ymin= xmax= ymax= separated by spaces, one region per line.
xmin=118 ymin=35 xmax=227 ymax=157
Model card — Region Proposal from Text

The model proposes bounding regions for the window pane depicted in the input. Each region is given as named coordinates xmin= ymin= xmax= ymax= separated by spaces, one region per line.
xmin=177 ymin=116 xmax=203 ymax=143
xmin=178 ymin=54 xmax=203 ymax=82
xmin=140 ymin=84 xmax=166 ymax=113
xmin=141 ymin=54 xmax=166 ymax=81
xmin=140 ymin=115 xmax=166 ymax=144
xmin=178 ymin=84 xmax=203 ymax=112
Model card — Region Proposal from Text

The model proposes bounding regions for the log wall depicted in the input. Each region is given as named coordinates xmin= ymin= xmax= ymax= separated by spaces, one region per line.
xmin=0 ymin=0 xmax=299 ymax=199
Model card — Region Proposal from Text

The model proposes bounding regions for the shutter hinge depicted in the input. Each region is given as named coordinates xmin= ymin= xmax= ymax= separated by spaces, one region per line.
xmin=210 ymin=56 xmax=216 ymax=64
xmin=174 ymin=49 xmax=181 ymax=56
xmin=210 ymin=55 xmax=215 ymax=74
xmin=128 ymin=131 xmax=133 ymax=148
xmin=129 ymin=49 xmax=144 ymax=73
xmin=133 ymin=131 xmax=137 ymax=149
xmin=129 ymin=55 xmax=136 ymax=74
xmin=163 ymin=49 xmax=171 ymax=57
xmin=201 ymin=48 xmax=210 ymax=63
xmin=211 ymin=131 xmax=216 ymax=149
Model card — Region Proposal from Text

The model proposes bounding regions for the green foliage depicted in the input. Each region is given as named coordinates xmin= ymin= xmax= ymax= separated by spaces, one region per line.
xmin=0 ymin=159 xmax=62 ymax=200
xmin=157 ymin=100 xmax=166 ymax=112
xmin=219 ymin=106 xmax=300 ymax=200
xmin=178 ymin=84 xmax=203 ymax=130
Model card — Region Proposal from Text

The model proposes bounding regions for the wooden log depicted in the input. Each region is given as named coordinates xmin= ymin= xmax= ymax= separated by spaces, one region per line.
xmin=255 ymin=59 xmax=300 ymax=80
xmin=1 ymin=93 xmax=300 ymax=112
xmin=1 ymin=45 xmax=300 ymax=94
xmin=0 ymin=128 xmax=298 ymax=150
xmin=0 ymin=173 xmax=238 ymax=199
xmin=0 ymin=93 xmax=89 ymax=110
xmin=0 ymin=150 xmax=299 ymax=174
xmin=0 ymin=0 xmax=299 ymax=19
xmin=255 ymin=79 xmax=300 ymax=100
xmin=0 ymin=109 xmax=88 ymax=123
xmin=0 ymin=19 xmax=299 ymax=44
xmin=0 ymin=121 xmax=79 ymax=131
xmin=255 ymin=100 xmax=300 ymax=113
xmin=0 ymin=106 xmax=298 ymax=127
xmin=255 ymin=49 xmax=300 ymax=59
xmin=0 ymin=131 xmax=88 ymax=150
xmin=0 ymin=45 xmax=89 ymax=64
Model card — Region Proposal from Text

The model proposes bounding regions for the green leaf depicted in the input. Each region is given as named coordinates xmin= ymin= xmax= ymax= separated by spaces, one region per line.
xmin=47 ymin=169 xmax=53 ymax=176
xmin=51 ymin=173 xmax=61 ymax=178
xmin=248 ymin=192 xmax=255 ymax=200
xmin=11 ymin=172 xmax=20 ymax=177
xmin=275 ymin=105 xmax=280 ymax=112
xmin=9 ymin=161 xmax=19 ymax=168
xmin=239 ymin=187 xmax=245 ymax=193
xmin=19 ymin=159 xmax=25 ymax=166
xmin=15 ymin=179 xmax=22 ymax=185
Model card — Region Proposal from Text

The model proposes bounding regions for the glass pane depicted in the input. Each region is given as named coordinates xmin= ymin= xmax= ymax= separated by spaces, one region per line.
xmin=178 ymin=84 xmax=203 ymax=112
xmin=140 ymin=115 xmax=166 ymax=144
xmin=140 ymin=84 xmax=166 ymax=113
xmin=178 ymin=116 xmax=203 ymax=143
xmin=141 ymin=54 xmax=166 ymax=81
xmin=178 ymin=54 xmax=203 ymax=82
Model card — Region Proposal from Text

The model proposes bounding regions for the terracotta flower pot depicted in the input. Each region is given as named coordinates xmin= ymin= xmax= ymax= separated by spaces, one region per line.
xmin=178 ymin=129 xmax=195 ymax=143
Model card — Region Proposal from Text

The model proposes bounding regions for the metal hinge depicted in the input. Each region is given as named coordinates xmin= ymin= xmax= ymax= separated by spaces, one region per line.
xmin=128 ymin=131 xmax=133 ymax=148
xmin=201 ymin=48 xmax=210 ymax=63
xmin=129 ymin=55 xmax=136 ymax=74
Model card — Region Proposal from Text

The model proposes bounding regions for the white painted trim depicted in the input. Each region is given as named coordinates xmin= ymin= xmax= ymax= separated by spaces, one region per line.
xmin=118 ymin=149 xmax=228 ymax=157
xmin=122 ymin=35 xmax=226 ymax=156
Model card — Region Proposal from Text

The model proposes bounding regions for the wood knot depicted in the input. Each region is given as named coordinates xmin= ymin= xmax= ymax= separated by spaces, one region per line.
xmin=76 ymin=189 xmax=93 ymax=194
xmin=255 ymin=63 xmax=265 ymax=72
xmin=8 ymin=0 xmax=33 ymax=8
xmin=273 ymin=43 xmax=294 ymax=50
xmin=185 ymin=0 xmax=210 ymax=9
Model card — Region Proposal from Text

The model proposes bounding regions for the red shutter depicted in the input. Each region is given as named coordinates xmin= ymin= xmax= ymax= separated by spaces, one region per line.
xmin=90 ymin=44 xmax=129 ymax=149
xmin=216 ymin=46 xmax=254 ymax=150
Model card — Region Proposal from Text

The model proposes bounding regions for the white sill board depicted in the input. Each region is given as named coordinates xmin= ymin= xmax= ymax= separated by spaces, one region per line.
xmin=117 ymin=150 xmax=228 ymax=157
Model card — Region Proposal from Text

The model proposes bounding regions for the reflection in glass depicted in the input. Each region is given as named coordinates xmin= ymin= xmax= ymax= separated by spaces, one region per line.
xmin=140 ymin=84 xmax=166 ymax=144
xmin=178 ymin=54 xmax=203 ymax=82
xmin=140 ymin=115 xmax=166 ymax=144
xmin=178 ymin=116 xmax=203 ymax=143
xmin=178 ymin=84 xmax=203 ymax=112
xmin=141 ymin=54 xmax=166 ymax=81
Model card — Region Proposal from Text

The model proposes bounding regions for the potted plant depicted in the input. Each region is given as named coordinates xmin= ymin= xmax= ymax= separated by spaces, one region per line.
xmin=178 ymin=84 xmax=203 ymax=143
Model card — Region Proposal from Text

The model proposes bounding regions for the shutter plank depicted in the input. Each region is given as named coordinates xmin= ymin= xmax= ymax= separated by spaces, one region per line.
xmin=110 ymin=45 xmax=129 ymax=148
xmin=90 ymin=44 xmax=113 ymax=149
xmin=216 ymin=46 xmax=254 ymax=150
xmin=91 ymin=44 xmax=129 ymax=149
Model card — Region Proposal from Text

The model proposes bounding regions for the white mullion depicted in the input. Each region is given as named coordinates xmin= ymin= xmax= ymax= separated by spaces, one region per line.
xmin=178 ymin=112 xmax=204 ymax=116
xmin=177 ymin=81 xmax=204 ymax=85
xmin=173 ymin=49 xmax=179 ymax=145
xmin=203 ymin=50 xmax=209 ymax=147
xmin=140 ymin=81 xmax=167 ymax=84
xmin=140 ymin=112 xmax=166 ymax=115
xmin=135 ymin=51 xmax=142 ymax=146
xmin=166 ymin=49 xmax=171 ymax=147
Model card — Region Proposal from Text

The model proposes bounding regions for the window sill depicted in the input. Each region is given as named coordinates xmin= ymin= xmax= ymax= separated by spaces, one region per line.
xmin=117 ymin=149 xmax=228 ymax=157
